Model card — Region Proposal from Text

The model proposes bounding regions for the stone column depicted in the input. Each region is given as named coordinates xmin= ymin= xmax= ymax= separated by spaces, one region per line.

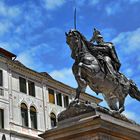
xmin=61 ymin=94 xmax=64 ymax=108
xmin=28 ymin=109 xmax=31 ymax=128
xmin=54 ymin=90 xmax=57 ymax=105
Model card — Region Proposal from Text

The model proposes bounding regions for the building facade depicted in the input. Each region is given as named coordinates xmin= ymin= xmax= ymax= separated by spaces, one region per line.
xmin=0 ymin=48 xmax=102 ymax=140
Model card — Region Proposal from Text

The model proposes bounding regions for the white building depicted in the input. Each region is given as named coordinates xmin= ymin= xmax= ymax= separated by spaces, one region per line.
xmin=0 ymin=48 xmax=102 ymax=140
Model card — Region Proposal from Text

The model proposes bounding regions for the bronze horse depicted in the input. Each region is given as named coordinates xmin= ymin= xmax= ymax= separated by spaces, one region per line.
xmin=66 ymin=29 xmax=140 ymax=113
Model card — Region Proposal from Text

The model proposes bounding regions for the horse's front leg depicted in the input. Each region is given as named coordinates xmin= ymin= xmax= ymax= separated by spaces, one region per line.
xmin=104 ymin=95 xmax=118 ymax=112
xmin=75 ymin=70 xmax=87 ymax=100
xmin=75 ymin=81 xmax=87 ymax=100
xmin=72 ymin=63 xmax=87 ymax=100
xmin=118 ymin=97 xmax=125 ymax=113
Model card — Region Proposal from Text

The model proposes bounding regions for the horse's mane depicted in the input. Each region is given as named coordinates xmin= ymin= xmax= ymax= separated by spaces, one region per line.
xmin=74 ymin=31 xmax=87 ymax=41
xmin=73 ymin=30 xmax=89 ymax=47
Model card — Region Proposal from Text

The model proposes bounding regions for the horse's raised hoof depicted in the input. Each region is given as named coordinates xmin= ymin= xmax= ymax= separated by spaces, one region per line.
xmin=118 ymin=107 xmax=124 ymax=113
xmin=74 ymin=98 xmax=79 ymax=104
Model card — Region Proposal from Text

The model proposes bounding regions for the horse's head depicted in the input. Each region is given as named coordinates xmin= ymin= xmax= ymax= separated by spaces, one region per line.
xmin=65 ymin=29 xmax=80 ymax=51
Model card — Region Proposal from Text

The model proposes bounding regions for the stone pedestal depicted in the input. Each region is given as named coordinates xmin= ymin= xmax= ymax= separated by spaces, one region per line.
xmin=39 ymin=102 xmax=140 ymax=140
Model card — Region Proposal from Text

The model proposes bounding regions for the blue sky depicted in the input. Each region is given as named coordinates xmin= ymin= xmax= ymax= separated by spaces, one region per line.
xmin=0 ymin=0 xmax=140 ymax=123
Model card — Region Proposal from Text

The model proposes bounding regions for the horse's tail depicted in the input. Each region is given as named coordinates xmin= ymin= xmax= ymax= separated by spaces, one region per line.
xmin=129 ymin=80 xmax=140 ymax=101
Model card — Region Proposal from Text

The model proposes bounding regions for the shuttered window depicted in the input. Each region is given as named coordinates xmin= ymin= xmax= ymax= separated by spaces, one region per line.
xmin=19 ymin=77 xmax=27 ymax=93
xmin=64 ymin=95 xmax=69 ymax=108
xmin=30 ymin=106 xmax=37 ymax=129
xmin=21 ymin=103 xmax=28 ymax=127
xmin=56 ymin=92 xmax=62 ymax=106
xmin=48 ymin=88 xmax=55 ymax=104
xmin=28 ymin=81 xmax=35 ymax=97
xmin=0 ymin=109 xmax=4 ymax=129
xmin=0 ymin=70 xmax=3 ymax=86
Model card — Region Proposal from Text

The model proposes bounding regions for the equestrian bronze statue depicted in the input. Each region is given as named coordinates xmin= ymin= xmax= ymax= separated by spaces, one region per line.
xmin=65 ymin=28 xmax=140 ymax=114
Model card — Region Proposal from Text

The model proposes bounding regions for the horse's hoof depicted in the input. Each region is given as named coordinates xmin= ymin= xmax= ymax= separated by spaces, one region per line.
xmin=69 ymin=99 xmax=79 ymax=107
xmin=110 ymin=110 xmax=120 ymax=115
xmin=85 ymin=100 xmax=91 ymax=105
xmin=119 ymin=107 xmax=124 ymax=113
xmin=74 ymin=98 xmax=79 ymax=103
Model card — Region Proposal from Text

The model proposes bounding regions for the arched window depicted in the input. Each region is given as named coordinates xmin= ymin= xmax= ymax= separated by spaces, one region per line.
xmin=21 ymin=103 xmax=28 ymax=127
xmin=50 ymin=113 xmax=56 ymax=128
xmin=2 ymin=134 xmax=6 ymax=140
xmin=30 ymin=106 xmax=37 ymax=129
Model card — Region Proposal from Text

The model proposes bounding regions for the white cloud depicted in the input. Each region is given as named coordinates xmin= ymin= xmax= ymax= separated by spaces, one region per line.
xmin=75 ymin=0 xmax=101 ymax=6
xmin=127 ymin=0 xmax=140 ymax=4
xmin=49 ymin=68 xmax=77 ymax=87
xmin=18 ymin=52 xmax=33 ymax=67
xmin=112 ymin=28 xmax=140 ymax=54
xmin=105 ymin=2 xmax=121 ymax=16
xmin=0 ymin=1 xmax=20 ymax=18
xmin=101 ymin=28 xmax=117 ymax=40
xmin=123 ymin=111 xmax=140 ymax=123
xmin=0 ymin=1 xmax=21 ymax=35
xmin=105 ymin=0 xmax=140 ymax=16
xmin=90 ymin=0 xmax=101 ymax=5
xmin=0 ymin=42 xmax=20 ymax=52
xmin=125 ymin=68 xmax=133 ymax=78
xmin=0 ymin=21 xmax=13 ymax=35
xmin=17 ymin=43 xmax=54 ymax=71
xmin=76 ymin=0 xmax=86 ymax=6
xmin=44 ymin=0 xmax=65 ymax=10
xmin=125 ymin=95 xmax=135 ymax=106
xmin=45 ymin=27 xmax=63 ymax=36
xmin=0 ymin=43 xmax=11 ymax=53
xmin=75 ymin=0 xmax=101 ymax=8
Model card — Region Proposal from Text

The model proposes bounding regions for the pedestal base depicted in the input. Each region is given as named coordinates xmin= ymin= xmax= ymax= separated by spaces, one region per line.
xmin=40 ymin=110 xmax=140 ymax=140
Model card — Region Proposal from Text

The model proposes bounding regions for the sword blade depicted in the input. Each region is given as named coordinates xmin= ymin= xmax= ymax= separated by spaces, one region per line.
xmin=74 ymin=8 xmax=76 ymax=29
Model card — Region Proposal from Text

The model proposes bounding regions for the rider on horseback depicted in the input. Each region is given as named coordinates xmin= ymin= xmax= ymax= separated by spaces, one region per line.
xmin=90 ymin=28 xmax=121 ymax=76
xmin=66 ymin=29 xmax=140 ymax=113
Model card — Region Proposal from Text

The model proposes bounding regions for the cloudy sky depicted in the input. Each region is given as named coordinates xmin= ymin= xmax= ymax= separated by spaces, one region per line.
xmin=1 ymin=0 xmax=140 ymax=123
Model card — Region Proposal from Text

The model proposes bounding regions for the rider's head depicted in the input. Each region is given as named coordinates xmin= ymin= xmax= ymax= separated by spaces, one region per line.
xmin=96 ymin=34 xmax=104 ymax=45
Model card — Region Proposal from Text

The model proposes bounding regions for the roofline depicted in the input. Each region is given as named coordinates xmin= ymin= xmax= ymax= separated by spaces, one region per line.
xmin=0 ymin=47 xmax=17 ymax=59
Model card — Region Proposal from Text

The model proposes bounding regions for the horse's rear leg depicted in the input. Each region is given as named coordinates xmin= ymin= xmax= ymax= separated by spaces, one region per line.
xmin=75 ymin=84 xmax=86 ymax=100
xmin=105 ymin=97 xmax=118 ymax=111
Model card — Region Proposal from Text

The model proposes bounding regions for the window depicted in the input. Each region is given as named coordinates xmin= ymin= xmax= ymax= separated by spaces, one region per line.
xmin=21 ymin=103 xmax=28 ymax=127
xmin=28 ymin=81 xmax=35 ymax=97
xmin=50 ymin=113 xmax=56 ymax=128
xmin=48 ymin=88 xmax=55 ymax=104
xmin=19 ymin=77 xmax=26 ymax=93
xmin=0 ymin=88 xmax=4 ymax=96
xmin=64 ymin=95 xmax=69 ymax=108
xmin=56 ymin=92 xmax=62 ymax=106
xmin=2 ymin=134 xmax=6 ymax=140
xmin=0 ymin=109 xmax=4 ymax=129
xmin=0 ymin=70 xmax=3 ymax=86
xmin=30 ymin=106 xmax=37 ymax=129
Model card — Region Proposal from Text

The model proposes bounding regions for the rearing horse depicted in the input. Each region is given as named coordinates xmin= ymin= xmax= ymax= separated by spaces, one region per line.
xmin=66 ymin=29 xmax=140 ymax=113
